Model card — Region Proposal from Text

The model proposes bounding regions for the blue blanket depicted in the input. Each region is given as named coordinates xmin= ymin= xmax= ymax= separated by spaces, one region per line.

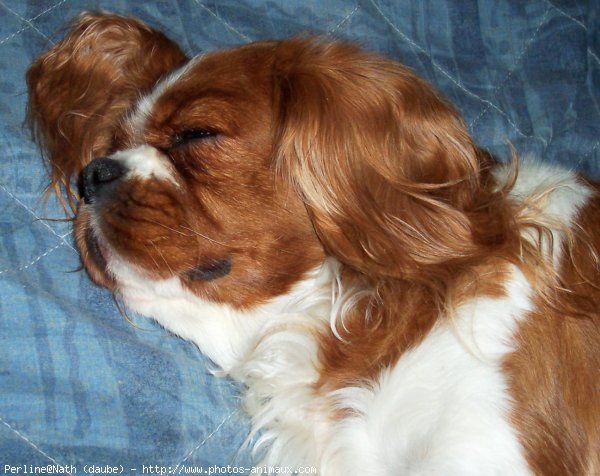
xmin=1 ymin=0 xmax=598 ymax=471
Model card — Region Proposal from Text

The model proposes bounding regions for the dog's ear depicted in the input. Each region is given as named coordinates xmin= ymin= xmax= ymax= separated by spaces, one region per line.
xmin=26 ymin=12 xmax=187 ymax=210
xmin=274 ymin=38 xmax=490 ymax=281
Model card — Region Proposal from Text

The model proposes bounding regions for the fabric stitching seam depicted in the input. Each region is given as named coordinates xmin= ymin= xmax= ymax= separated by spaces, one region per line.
xmin=366 ymin=0 xmax=531 ymax=138
xmin=328 ymin=4 xmax=359 ymax=35
xmin=172 ymin=410 xmax=237 ymax=470
xmin=0 ymin=0 xmax=68 ymax=46
xmin=193 ymin=0 xmax=251 ymax=42
xmin=468 ymin=6 xmax=552 ymax=129
xmin=543 ymin=0 xmax=600 ymax=66
xmin=0 ymin=1 xmax=53 ymax=45
xmin=0 ymin=416 xmax=73 ymax=474
xmin=0 ymin=182 xmax=75 ymax=252
xmin=0 ymin=242 xmax=64 ymax=276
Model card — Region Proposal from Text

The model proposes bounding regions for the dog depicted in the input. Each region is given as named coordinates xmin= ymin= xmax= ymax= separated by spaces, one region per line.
xmin=27 ymin=12 xmax=599 ymax=475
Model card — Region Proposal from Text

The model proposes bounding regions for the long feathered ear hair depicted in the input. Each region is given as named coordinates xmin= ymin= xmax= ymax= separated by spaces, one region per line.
xmin=26 ymin=12 xmax=187 ymax=211
xmin=274 ymin=38 xmax=509 ymax=286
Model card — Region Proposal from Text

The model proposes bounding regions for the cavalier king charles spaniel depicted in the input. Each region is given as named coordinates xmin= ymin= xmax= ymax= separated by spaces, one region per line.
xmin=27 ymin=12 xmax=599 ymax=475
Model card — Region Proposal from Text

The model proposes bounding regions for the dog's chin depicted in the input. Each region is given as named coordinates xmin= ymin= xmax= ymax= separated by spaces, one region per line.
xmin=85 ymin=234 xmax=117 ymax=289
xmin=74 ymin=213 xmax=116 ymax=289
xmin=85 ymin=227 xmax=108 ymax=270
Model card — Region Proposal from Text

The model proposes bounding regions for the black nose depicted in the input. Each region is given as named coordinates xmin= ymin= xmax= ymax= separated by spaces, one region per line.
xmin=80 ymin=157 xmax=127 ymax=204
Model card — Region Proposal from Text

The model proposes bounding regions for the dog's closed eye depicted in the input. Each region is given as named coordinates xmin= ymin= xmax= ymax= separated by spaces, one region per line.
xmin=171 ymin=128 xmax=218 ymax=148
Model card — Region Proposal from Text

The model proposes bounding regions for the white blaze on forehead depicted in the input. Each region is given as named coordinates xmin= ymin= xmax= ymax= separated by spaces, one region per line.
xmin=111 ymin=145 xmax=178 ymax=186
xmin=127 ymin=54 xmax=203 ymax=140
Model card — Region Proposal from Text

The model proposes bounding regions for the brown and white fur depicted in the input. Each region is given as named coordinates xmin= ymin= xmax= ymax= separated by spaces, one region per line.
xmin=27 ymin=12 xmax=600 ymax=475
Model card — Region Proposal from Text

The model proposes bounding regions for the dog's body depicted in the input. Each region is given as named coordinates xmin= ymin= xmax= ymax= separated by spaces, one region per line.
xmin=27 ymin=13 xmax=600 ymax=475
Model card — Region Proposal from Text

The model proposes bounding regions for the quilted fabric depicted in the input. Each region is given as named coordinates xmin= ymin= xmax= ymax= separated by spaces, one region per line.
xmin=1 ymin=0 xmax=598 ymax=470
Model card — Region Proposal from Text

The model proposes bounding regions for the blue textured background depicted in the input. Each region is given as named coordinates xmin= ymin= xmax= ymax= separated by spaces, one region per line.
xmin=1 ymin=0 xmax=599 ymax=471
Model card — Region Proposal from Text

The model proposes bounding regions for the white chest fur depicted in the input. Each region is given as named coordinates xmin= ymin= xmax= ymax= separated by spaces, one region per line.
xmin=112 ymin=261 xmax=536 ymax=474
xmin=320 ymin=268 xmax=534 ymax=475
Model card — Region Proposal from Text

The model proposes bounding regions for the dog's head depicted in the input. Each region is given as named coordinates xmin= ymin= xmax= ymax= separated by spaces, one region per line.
xmin=28 ymin=13 xmax=492 ymax=310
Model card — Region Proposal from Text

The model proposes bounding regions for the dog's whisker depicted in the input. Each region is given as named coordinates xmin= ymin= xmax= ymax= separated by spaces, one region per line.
xmin=144 ymin=241 xmax=165 ymax=274
xmin=177 ymin=224 xmax=234 ymax=248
